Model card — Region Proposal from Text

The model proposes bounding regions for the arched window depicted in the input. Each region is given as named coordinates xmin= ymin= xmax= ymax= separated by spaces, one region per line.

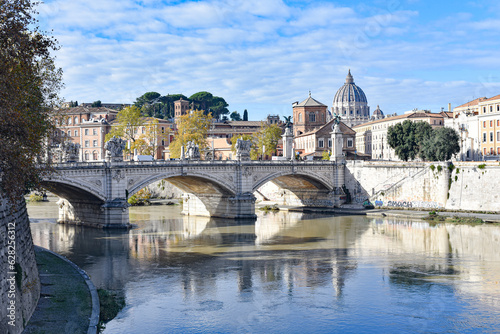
xmin=68 ymin=118 xmax=72 ymax=125
xmin=93 ymin=151 xmax=98 ymax=160
xmin=84 ymin=152 xmax=89 ymax=160
xmin=74 ymin=117 xmax=78 ymax=124
xmin=309 ymin=113 xmax=316 ymax=122
xmin=298 ymin=113 xmax=302 ymax=123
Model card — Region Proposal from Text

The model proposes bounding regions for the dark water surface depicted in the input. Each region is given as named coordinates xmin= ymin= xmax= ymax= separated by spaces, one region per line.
xmin=27 ymin=202 xmax=500 ymax=333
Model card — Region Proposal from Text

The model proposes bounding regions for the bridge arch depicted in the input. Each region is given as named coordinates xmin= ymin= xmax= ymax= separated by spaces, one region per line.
xmin=252 ymin=171 xmax=335 ymax=208
xmin=41 ymin=179 xmax=106 ymax=203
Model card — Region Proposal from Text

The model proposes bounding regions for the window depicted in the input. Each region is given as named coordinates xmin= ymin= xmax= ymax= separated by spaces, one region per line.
xmin=85 ymin=129 xmax=89 ymax=135
xmin=490 ymin=132 xmax=494 ymax=142
xmin=93 ymin=140 xmax=98 ymax=147
xmin=318 ymin=139 xmax=324 ymax=148
xmin=61 ymin=130 xmax=65 ymax=136
xmin=142 ymin=127 xmax=145 ymax=134
xmin=68 ymin=118 xmax=72 ymax=125
xmin=490 ymin=121 xmax=493 ymax=127
xmin=484 ymin=107 xmax=486 ymax=113
xmin=328 ymin=139 xmax=332 ymax=148
xmin=161 ymin=127 xmax=165 ymax=134
xmin=161 ymin=140 xmax=165 ymax=146
xmin=298 ymin=113 xmax=302 ymax=123
xmin=74 ymin=130 xmax=78 ymax=137
xmin=347 ymin=139 xmax=353 ymax=148
xmin=491 ymin=106 xmax=493 ymax=112
xmin=74 ymin=117 xmax=78 ymax=124
xmin=93 ymin=129 xmax=97 ymax=135
xmin=85 ymin=140 xmax=89 ymax=147
xmin=309 ymin=113 xmax=316 ymax=122
xmin=93 ymin=151 xmax=98 ymax=160
xmin=483 ymin=121 xmax=486 ymax=128
xmin=497 ymin=132 xmax=500 ymax=141
xmin=84 ymin=152 xmax=89 ymax=160
xmin=483 ymin=133 xmax=487 ymax=142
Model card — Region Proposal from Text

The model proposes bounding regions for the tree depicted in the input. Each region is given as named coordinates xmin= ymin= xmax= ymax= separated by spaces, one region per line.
xmin=243 ymin=109 xmax=248 ymax=121
xmin=230 ymin=134 xmax=256 ymax=155
xmin=253 ymin=123 xmax=283 ymax=159
xmin=210 ymin=96 xmax=229 ymax=120
xmin=91 ymin=100 xmax=102 ymax=107
xmin=421 ymin=127 xmax=460 ymax=161
xmin=230 ymin=111 xmax=242 ymax=121
xmin=168 ymin=110 xmax=213 ymax=158
xmin=105 ymin=106 xmax=144 ymax=153
xmin=322 ymin=150 xmax=331 ymax=160
xmin=137 ymin=118 xmax=169 ymax=157
xmin=0 ymin=0 xmax=63 ymax=200
xmin=189 ymin=91 xmax=213 ymax=111
xmin=387 ymin=120 xmax=421 ymax=161
xmin=134 ymin=92 xmax=161 ymax=108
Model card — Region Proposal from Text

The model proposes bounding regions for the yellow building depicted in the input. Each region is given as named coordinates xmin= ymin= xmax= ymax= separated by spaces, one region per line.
xmin=478 ymin=94 xmax=500 ymax=157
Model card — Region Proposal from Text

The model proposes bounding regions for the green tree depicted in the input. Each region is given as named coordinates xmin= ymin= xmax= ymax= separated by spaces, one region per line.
xmin=105 ymin=106 xmax=144 ymax=153
xmin=414 ymin=121 xmax=433 ymax=159
xmin=254 ymin=123 xmax=283 ymax=159
xmin=322 ymin=150 xmax=331 ymax=160
xmin=169 ymin=110 xmax=213 ymax=158
xmin=0 ymin=0 xmax=63 ymax=200
xmin=137 ymin=118 xmax=169 ymax=157
xmin=189 ymin=91 xmax=213 ymax=111
xmin=421 ymin=127 xmax=460 ymax=161
xmin=243 ymin=109 xmax=248 ymax=121
xmin=134 ymin=92 xmax=161 ymax=108
xmin=387 ymin=120 xmax=420 ymax=161
xmin=230 ymin=111 xmax=242 ymax=121
xmin=210 ymin=96 xmax=229 ymax=120
xmin=91 ymin=100 xmax=102 ymax=107
xmin=230 ymin=134 xmax=256 ymax=157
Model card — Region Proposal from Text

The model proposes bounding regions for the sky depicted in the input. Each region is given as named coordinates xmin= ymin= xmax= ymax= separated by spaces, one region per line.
xmin=37 ymin=0 xmax=500 ymax=121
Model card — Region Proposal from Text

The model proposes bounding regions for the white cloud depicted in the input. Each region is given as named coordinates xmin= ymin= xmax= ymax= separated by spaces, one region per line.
xmin=35 ymin=0 xmax=500 ymax=119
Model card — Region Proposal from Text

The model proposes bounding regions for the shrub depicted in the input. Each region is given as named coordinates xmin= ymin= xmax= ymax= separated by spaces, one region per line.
xmin=28 ymin=193 xmax=44 ymax=202
xmin=437 ymin=165 xmax=443 ymax=172
xmin=478 ymin=164 xmax=486 ymax=170
xmin=127 ymin=189 xmax=152 ymax=206
xmin=430 ymin=164 xmax=435 ymax=171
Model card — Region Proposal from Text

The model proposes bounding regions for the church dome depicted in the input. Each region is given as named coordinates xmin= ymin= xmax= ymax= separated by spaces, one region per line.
xmin=333 ymin=70 xmax=367 ymax=104
xmin=372 ymin=105 xmax=384 ymax=117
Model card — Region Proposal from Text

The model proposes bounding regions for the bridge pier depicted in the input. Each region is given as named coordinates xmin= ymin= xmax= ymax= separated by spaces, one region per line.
xmin=181 ymin=192 xmax=256 ymax=219
xmin=57 ymin=198 xmax=129 ymax=228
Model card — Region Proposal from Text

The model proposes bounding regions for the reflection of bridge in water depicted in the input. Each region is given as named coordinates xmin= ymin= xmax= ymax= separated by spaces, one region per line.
xmin=42 ymin=160 xmax=345 ymax=228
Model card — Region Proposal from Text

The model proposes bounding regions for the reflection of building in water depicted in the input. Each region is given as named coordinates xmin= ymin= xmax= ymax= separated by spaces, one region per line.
xmin=357 ymin=219 xmax=500 ymax=309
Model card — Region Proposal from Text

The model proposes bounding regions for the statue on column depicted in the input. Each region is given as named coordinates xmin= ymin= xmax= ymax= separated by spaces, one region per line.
xmin=186 ymin=141 xmax=200 ymax=160
xmin=104 ymin=136 xmax=126 ymax=161
xmin=235 ymin=138 xmax=252 ymax=161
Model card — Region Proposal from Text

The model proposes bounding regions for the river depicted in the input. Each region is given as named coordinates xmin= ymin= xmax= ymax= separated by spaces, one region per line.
xmin=27 ymin=201 xmax=500 ymax=333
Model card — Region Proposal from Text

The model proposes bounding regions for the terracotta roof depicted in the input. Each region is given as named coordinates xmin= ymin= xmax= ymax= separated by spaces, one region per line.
xmin=454 ymin=97 xmax=487 ymax=109
xmin=352 ymin=111 xmax=445 ymax=129
xmin=295 ymin=95 xmax=327 ymax=107
xmin=482 ymin=94 xmax=500 ymax=102
xmin=225 ymin=121 xmax=263 ymax=127
xmin=295 ymin=119 xmax=355 ymax=138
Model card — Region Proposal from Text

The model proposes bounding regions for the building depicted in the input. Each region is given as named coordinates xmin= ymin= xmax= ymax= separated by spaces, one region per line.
xmin=478 ymin=94 xmax=500 ymax=159
xmin=353 ymin=109 xmax=451 ymax=160
xmin=174 ymin=98 xmax=191 ymax=122
xmin=292 ymin=93 xmax=328 ymax=137
xmin=54 ymin=106 xmax=174 ymax=161
xmin=53 ymin=106 xmax=118 ymax=161
xmin=294 ymin=119 xmax=358 ymax=160
xmin=332 ymin=70 xmax=370 ymax=128
xmin=445 ymin=98 xmax=485 ymax=161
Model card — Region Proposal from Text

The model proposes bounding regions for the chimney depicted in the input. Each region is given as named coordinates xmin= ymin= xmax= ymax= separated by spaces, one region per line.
xmin=448 ymin=103 xmax=451 ymax=112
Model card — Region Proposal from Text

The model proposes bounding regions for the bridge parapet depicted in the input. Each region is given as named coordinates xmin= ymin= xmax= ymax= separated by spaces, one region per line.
xmin=45 ymin=160 xmax=345 ymax=228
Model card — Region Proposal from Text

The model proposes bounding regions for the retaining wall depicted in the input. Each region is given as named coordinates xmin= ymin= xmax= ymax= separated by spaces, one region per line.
xmin=0 ymin=196 xmax=40 ymax=334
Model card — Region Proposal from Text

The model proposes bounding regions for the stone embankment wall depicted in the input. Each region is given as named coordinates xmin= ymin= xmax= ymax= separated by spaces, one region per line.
xmin=0 ymin=195 xmax=40 ymax=334
xmin=345 ymin=161 xmax=500 ymax=212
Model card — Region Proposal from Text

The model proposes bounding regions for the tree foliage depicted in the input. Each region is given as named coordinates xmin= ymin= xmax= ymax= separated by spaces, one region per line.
xmin=243 ymin=109 xmax=248 ymax=121
xmin=168 ymin=110 xmax=213 ymax=158
xmin=421 ymin=127 xmax=460 ymax=161
xmin=388 ymin=120 xmax=459 ymax=161
xmin=136 ymin=118 xmax=169 ymax=157
xmin=105 ymin=106 xmax=144 ymax=153
xmin=254 ymin=123 xmax=283 ymax=159
xmin=230 ymin=111 xmax=242 ymax=121
xmin=91 ymin=100 xmax=102 ymax=107
xmin=0 ymin=0 xmax=63 ymax=200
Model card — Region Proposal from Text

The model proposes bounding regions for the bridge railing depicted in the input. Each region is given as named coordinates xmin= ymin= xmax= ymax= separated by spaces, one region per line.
xmin=52 ymin=159 xmax=340 ymax=168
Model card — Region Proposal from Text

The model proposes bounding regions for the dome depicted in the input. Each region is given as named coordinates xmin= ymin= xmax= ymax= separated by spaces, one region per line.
xmin=372 ymin=105 xmax=384 ymax=117
xmin=333 ymin=70 xmax=367 ymax=104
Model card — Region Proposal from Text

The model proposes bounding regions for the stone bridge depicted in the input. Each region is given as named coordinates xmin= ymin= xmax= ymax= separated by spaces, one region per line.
xmin=42 ymin=160 xmax=345 ymax=228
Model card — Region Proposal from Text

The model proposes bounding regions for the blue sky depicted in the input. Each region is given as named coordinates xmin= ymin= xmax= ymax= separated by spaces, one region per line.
xmin=38 ymin=0 xmax=500 ymax=121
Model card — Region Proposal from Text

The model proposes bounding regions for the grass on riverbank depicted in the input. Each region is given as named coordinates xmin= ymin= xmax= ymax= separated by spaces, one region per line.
xmin=97 ymin=289 xmax=126 ymax=333
xmin=424 ymin=211 xmax=490 ymax=225
xmin=259 ymin=204 xmax=280 ymax=213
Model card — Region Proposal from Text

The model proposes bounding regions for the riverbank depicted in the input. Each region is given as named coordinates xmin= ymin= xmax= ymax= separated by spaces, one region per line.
xmin=23 ymin=247 xmax=99 ymax=334
xmin=257 ymin=202 xmax=500 ymax=224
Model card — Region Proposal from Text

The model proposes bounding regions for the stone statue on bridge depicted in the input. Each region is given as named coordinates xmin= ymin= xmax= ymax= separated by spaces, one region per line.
xmin=236 ymin=139 xmax=252 ymax=161
xmin=185 ymin=141 xmax=200 ymax=160
xmin=104 ymin=136 xmax=126 ymax=162
xmin=58 ymin=141 xmax=80 ymax=162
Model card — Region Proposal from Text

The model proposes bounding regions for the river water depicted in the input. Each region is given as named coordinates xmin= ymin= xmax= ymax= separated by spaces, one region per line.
xmin=27 ymin=201 xmax=500 ymax=333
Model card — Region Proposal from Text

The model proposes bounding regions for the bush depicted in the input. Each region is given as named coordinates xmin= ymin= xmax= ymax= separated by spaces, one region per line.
xmin=97 ymin=289 xmax=125 ymax=332
xmin=127 ymin=189 xmax=152 ymax=206
xmin=28 ymin=193 xmax=44 ymax=202
xmin=478 ymin=164 xmax=486 ymax=170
